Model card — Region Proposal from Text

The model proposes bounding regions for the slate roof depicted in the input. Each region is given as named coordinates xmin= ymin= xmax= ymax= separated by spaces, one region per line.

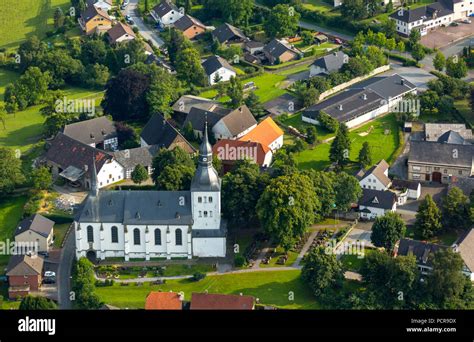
xmin=202 ymin=55 xmax=236 ymax=76
xmin=107 ymin=22 xmax=136 ymax=44
xmin=113 ymin=145 xmax=160 ymax=170
xmin=45 ymin=133 xmax=113 ymax=178
xmin=359 ymin=160 xmax=391 ymax=187
xmin=145 ymin=292 xmax=183 ymax=310
xmin=152 ymin=0 xmax=178 ymax=18
xmin=6 ymin=255 xmax=44 ymax=276
xmin=354 ymin=74 xmax=416 ymax=100
xmin=437 ymin=130 xmax=468 ymax=145
xmin=190 ymin=293 xmax=254 ymax=310
xmin=389 ymin=2 xmax=453 ymax=23
xmin=174 ymin=14 xmax=206 ymax=32
xmin=263 ymin=39 xmax=299 ymax=60
xmin=140 ymin=113 xmax=195 ymax=152
xmin=391 ymin=179 xmax=420 ymax=191
xmin=15 ymin=214 xmax=55 ymax=238
xmin=359 ymin=189 xmax=396 ymax=210
xmin=312 ymin=51 xmax=348 ymax=73
xmin=397 ymin=238 xmax=445 ymax=268
xmin=213 ymin=139 xmax=268 ymax=166
xmin=212 ymin=23 xmax=247 ymax=44
xmin=63 ymin=117 xmax=117 ymax=146
xmin=81 ymin=4 xmax=110 ymax=23
xmin=183 ymin=107 xmax=228 ymax=132
xmin=409 ymin=141 xmax=474 ymax=169
xmin=172 ymin=95 xmax=225 ymax=115
xmin=78 ymin=190 xmax=193 ymax=225
xmin=457 ymin=229 xmax=474 ymax=273
xmin=425 ymin=123 xmax=473 ymax=142
xmin=218 ymin=105 xmax=257 ymax=137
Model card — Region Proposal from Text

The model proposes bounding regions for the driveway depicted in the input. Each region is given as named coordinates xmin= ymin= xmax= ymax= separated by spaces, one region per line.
xmin=420 ymin=22 xmax=474 ymax=50
xmin=124 ymin=0 xmax=165 ymax=48
xmin=384 ymin=61 xmax=437 ymax=91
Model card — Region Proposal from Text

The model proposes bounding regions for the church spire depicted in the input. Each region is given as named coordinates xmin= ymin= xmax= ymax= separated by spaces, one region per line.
xmin=191 ymin=121 xmax=220 ymax=191
xmin=198 ymin=121 xmax=213 ymax=167
xmin=90 ymin=153 xmax=99 ymax=197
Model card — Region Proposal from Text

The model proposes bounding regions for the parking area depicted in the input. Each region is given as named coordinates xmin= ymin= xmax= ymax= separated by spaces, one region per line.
xmin=341 ymin=228 xmax=374 ymax=248
xmin=420 ymin=21 xmax=474 ymax=49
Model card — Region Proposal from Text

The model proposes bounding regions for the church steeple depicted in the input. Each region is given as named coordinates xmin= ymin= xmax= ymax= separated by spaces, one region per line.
xmin=90 ymin=153 xmax=99 ymax=197
xmin=191 ymin=121 xmax=220 ymax=191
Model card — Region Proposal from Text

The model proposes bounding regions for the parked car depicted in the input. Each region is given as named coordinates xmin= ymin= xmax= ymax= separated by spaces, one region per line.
xmin=43 ymin=277 xmax=56 ymax=284
xmin=451 ymin=22 xmax=460 ymax=26
xmin=461 ymin=19 xmax=472 ymax=24
xmin=38 ymin=251 xmax=49 ymax=258
xmin=44 ymin=271 xmax=56 ymax=278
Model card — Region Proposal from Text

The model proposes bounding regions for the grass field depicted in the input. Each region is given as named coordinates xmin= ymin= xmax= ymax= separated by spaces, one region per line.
xmin=0 ymin=196 xmax=28 ymax=275
xmin=294 ymin=113 xmax=401 ymax=171
xmin=0 ymin=69 xmax=20 ymax=101
xmin=454 ymin=98 xmax=474 ymax=127
xmin=0 ymin=0 xmax=71 ymax=50
xmin=96 ymin=270 xmax=320 ymax=309
xmin=301 ymin=0 xmax=334 ymax=12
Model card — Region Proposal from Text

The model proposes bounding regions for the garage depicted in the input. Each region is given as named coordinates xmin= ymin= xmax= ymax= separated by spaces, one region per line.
xmin=432 ymin=172 xmax=442 ymax=183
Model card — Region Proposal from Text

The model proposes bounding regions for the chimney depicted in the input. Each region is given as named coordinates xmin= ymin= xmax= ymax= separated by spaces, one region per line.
xmin=401 ymin=79 xmax=405 ymax=86
xmin=362 ymin=93 xmax=367 ymax=100
xmin=338 ymin=104 xmax=343 ymax=111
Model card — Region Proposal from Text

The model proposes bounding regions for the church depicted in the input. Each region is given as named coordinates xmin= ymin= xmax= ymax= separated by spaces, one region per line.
xmin=74 ymin=124 xmax=227 ymax=261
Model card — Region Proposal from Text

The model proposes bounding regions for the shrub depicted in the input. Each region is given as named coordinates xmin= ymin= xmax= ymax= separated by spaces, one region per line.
xmin=234 ymin=255 xmax=246 ymax=267
xmin=192 ymin=272 xmax=206 ymax=282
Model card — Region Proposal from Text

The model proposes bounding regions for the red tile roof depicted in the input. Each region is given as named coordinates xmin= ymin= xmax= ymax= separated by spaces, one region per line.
xmin=145 ymin=292 xmax=183 ymax=310
xmin=212 ymin=139 xmax=268 ymax=166
xmin=190 ymin=293 xmax=255 ymax=310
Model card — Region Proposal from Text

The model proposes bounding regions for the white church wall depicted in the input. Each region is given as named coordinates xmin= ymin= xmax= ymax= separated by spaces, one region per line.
xmin=193 ymin=238 xmax=226 ymax=257
xmin=191 ymin=191 xmax=221 ymax=230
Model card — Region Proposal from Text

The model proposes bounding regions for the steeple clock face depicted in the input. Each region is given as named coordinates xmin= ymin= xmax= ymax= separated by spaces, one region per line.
xmin=202 ymin=157 xmax=208 ymax=162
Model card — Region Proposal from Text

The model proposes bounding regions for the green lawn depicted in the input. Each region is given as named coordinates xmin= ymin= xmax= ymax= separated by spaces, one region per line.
xmin=454 ymin=98 xmax=474 ymax=127
xmin=52 ymin=223 xmax=71 ymax=248
xmin=340 ymin=249 xmax=375 ymax=272
xmin=0 ymin=196 xmax=28 ymax=275
xmin=405 ymin=226 xmax=459 ymax=246
xmin=276 ymin=112 xmax=334 ymax=141
xmin=294 ymin=113 xmax=401 ymax=171
xmin=300 ymin=0 xmax=336 ymax=13
xmin=96 ymin=270 xmax=320 ymax=309
xmin=0 ymin=0 xmax=71 ymax=50
xmin=0 ymin=69 xmax=20 ymax=101
xmin=200 ymin=73 xmax=287 ymax=104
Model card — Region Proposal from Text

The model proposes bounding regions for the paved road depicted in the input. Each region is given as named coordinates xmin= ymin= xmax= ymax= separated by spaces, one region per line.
xmin=299 ymin=21 xmax=354 ymax=41
xmin=57 ymin=226 xmax=75 ymax=309
xmin=125 ymin=0 xmax=165 ymax=48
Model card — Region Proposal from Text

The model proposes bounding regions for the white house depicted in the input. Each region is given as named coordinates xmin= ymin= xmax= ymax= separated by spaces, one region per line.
xmin=238 ymin=117 xmax=284 ymax=153
xmin=75 ymin=125 xmax=226 ymax=261
xmin=107 ymin=22 xmax=136 ymax=44
xmin=356 ymin=160 xmax=391 ymax=191
xmin=14 ymin=214 xmax=55 ymax=253
xmin=359 ymin=189 xmax=397 ymax=219
xmin=391 ymin=179 xmax=421 ymax=205
xmin=202 ymin=55 xmax=237 ymax=85
xmin=151 ymin=0 xmax=184 ymax=27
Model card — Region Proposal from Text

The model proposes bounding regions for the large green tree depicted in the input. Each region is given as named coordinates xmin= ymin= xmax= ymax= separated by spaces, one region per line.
xmin=442 ymin=186 xmax=470 ymax=231
xmin=329 ymin=123 xmax=351 ymax=166
xmin=264 ymin=4 xmax=300 ymax=38
xmin=19 ymin=296 xmax=57 ymax=310
xmin=358 ymin=142 xmax=372 ymax=169
xmin=414 ymin=194 xmax=442 ymax=239
xmin=370 ymin=212 xmax=406 ymax=252
xmin=131 ymin=164 xmax=149 ymax=185
xmin=151 ymin=147 xmax=195 ymax=191
xmin=0 ymin=147 xmax=25 ymax=195
xmin=333 ymin=172 xmax=362 ymax=211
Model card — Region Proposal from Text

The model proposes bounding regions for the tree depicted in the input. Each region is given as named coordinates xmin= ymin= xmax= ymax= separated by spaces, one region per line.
xmin=131 ymin=164 xmax=149 ymax=185
xmin=175 ymin=48 xmax=207 ymax=87
xmin=333 ymin=172 xmax=362 ymax=211
xmin=302 ymin=246 xmax=344 ymax=299
xmin=428 ymin=249 xmax=473 ymax=309
xmin=294 ymin=84 xmax=319 ymax=107
xmin=151 ymin=147 xmax=195 ymax=190
xmin=82 ymin=63 xmax=109 ymax=89
xmin=358 ymin=142 xmax=372 ymax=169
xmin=317 ymin=111 xmax=339 ymax=132
xmin=305 ymin=126 xmax=318 ymax=145
xmin=19 ymin=296 xmax=57 ymax=310
xmin=411 ymin=43 xmax=425 ymax=62
xmin=301 ymin=30 xmax=314 ymax=46
xmin=409 ymin=29 xmax=421 ymax=47
xmin=256 ymin=173 xmax=318 ymax=250
xmin=115 ymin=122 xmax=139 ymax=149
xmin=446 ymin=56 xmax=468 ymax=79
xmin=385 ymin=38 xmax=396 ymax=51
xmin=396 ymin=40 xmax=405 ymax=53
xmin=304 ymin=170 xmax=336 ymax=218
xmin=146 ymin=68 xmax=181 ymax=118
xmin=0 ymin=103 xmax=7 ymax=129
xmin=371 ymin=212 xmax=406 ymax=252
xmin=166 ymin=28 xmax=192 ymax=65
xmin=72 ymin=258 xmax=103 ymax=309
xmin=53 ymin=7 xmax=65 ymax=28
xmin=0 ymin=147 xmax=25 ymax=195
xmin=271 ymin=147 xmax=297 ymax=177
xmin=442 ymin=186 xmax=470 ymax=231
xmin=102 ymin=68 xmax=151 ymax=121
xmin=222 ymin=160 xmax=268 ymax=227
xmin=433 ymin=51 xmax=446 ymax=72
xmin=244 ymin=91 xmax=265 ymax=118
xmin=227 ymin=76 xmax=244 ymax=107
xmin=221 ymin=0 xmax=253 ymax=25
xmin=31 ymin=166 xmax=53 ymax=190
xmin=329 ymin=123 xmax=351 ymax=166
xmin=264 ymin=4 xmax=300 ymax=38
xmin=415 ymin=194 xmax=442 ymax=239
xmin=340 ymin=0 xmax=367 ymax=19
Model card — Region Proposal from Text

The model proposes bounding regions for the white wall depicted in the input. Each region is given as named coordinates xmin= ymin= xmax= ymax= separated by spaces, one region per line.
xmin=268 ymin=135 xmax=284 ymax=152
xmin=345 ymin=104 xmax=389 ymax=128
xmin=97 ymin=160 xmax=124 ymax=188
xmin=209 ymin=67 xmax=236 ymax=85
xmin=193 ymin=237 xmax=226 ymax=257
xmin=191 ymin=191 xmax=221 ymax=230
xmin=360 ymin=175 xmax=389 ymax=191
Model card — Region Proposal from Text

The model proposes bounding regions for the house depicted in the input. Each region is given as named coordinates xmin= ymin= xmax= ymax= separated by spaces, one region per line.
xmin=150 ymin=0 xmax=184 ymax=26
xmin=239 ymin=117 xmax=284 ymax=152
xmin=75 ymin=125 xmax=227 ymax=260
xmin=63 ymin=117 xmax=118 ymax=151
xmin=456 ymin=229 xmax=474 ymax=281
xmin=140 ymin=113 xmax=195 ymax=154
xmin=172 ymin=95 xmax=226 ymax=124
xmin=184 ymin=105 xmax=257 ymax=141
xmin=173 ymin=14 xmax=207 ymax=40
xmin=45 ymin=133 xmax=124 ymax=189
xmin=213 ymin=139 xmax=273 ymax=169
xmin=391 ymin=179 xmax=422 ymax=205
xmin=358 ymin=189 xmax=397 ymax=219
xmin=244 ymin=41 xmax=265 ymax=55
xmin=190 ymin=293 xmax=255 ymax=310
xmin=145 ymin=291 xmax=183 ymax=310
xmin=395 ymin=238 xmax=445 ymax=274
xmin=6 ymin=255 xmax=44 ymax=299
xmin=113 ymin=145 xmax=160 ymax=179
xmin=407 ymin=141 xmax=474 ymax=183
xmin=86 ymin=0 xmax=113 ymax=11
xmin=314 ymin=34 xmax=328 ymax=44
xmin=310 ymin=51 xmax=348 ymax=77
xmin=79 ymin=5 xmax=112 ymax=35
xmin=14 ymin=214 xmax=55 ymax=253
xmin=303 ymin=74 xmax=416 ymax=128
xmin=424 ymin=123 xmax=473 ymax=143
xmin=263 ymin=39 xmax=301 ymax=65
xmin=107 ymin=22 xmax=136 ymax=44
xmin=389 ymin=0 xmax=474 ymax=37
xmin=202 ymin=55 xmax=237 ymax=85
xmin=356 ymin=160 xmax=391 ymax=191
xmin=212 ymin=23 xmax=248 ymax=45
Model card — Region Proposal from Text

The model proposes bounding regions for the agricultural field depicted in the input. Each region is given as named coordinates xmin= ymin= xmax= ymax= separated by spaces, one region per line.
xmin=0 ymin=0 xmax=71 ymax=50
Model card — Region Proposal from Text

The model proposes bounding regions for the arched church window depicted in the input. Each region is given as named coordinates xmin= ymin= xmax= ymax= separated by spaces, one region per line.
xmin=175 ymin=229 xmax=182 ymax=246
xmin=204 ymin=211 xmax=208 ymax=217
xmin=111 ymin=226 xmax=118 ymax=243
xmin=87 ymin=226 xmax=94 ymax=243
xmin=133 ymin=228 xmax=140 ymax=245
xmin=198 ymin=197 xmax=202 ymax=203
xmin=154 ymin=229 xmax=162 ymax=245
xmin=209 ymin=197 xmax=213 ymax=203
xmin=210 ymin=211 xmax=213 ymax=218
xmin=199 ymin=211 xmax=202 ymax=217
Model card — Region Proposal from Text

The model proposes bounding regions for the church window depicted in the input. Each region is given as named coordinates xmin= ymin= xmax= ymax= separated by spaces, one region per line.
xmin=175 ymin=229 xmax=182 ymax=246
xmin=199 ymin=211 xmax=202 ymax=217
xmin=154 ymin=229 xmax=162 ymax=245
xmin=204 ymin=211 xmax=208 ymax=217
xmin=111 ymin=226 xmax=118 ymax=243
xmin=87 ymin=226 xmax=94 ymax=243
xmin=133 ymin=228 xmax=140 ymax=245
xmin=209 ymin=197 xmax=213 ymax=203
xmin=198 ymin=197 xmax=202 ymax=203
xmin=210 ymin=211 xmax=213 ymax=217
